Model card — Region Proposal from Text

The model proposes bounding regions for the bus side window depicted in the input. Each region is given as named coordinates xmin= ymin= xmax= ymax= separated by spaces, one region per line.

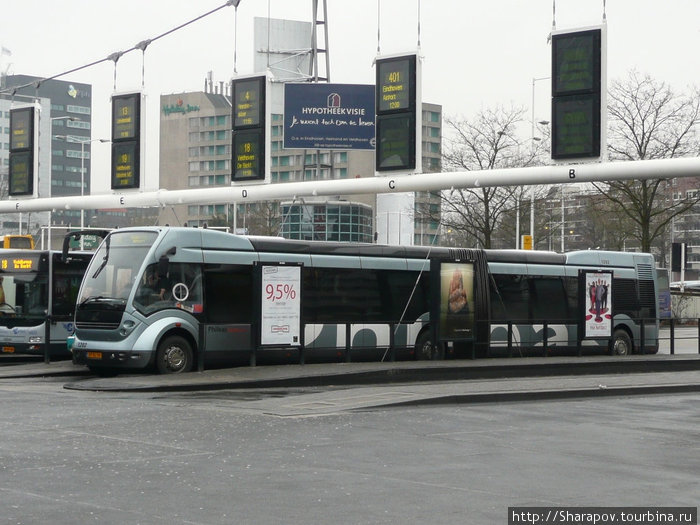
xmin=490 ymin=274 xmax=530 ymax=322
xmin=531 ymin=277 xmax=568 ymax=321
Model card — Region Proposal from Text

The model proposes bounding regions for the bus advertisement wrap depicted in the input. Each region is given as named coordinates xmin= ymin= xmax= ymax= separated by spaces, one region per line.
xmin=584 ymin=271 xmax=612 ymax=338
xmin=439 ymin=262 xmax=475 ymax=342
xmin=260 ymin=264 xmax=301 ymax=346
xmin=283 ymin=83 xmax=375 ymax=150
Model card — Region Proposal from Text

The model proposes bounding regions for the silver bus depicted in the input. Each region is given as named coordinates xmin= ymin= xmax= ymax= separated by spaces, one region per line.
xmin=69 ymin=227 xmax=659 ymax=374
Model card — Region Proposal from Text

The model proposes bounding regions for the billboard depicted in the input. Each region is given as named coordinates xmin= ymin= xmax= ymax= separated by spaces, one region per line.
xmin=438 ymin=262 xmax=475 ymax=342
xmin=283 ymin=83 xmax=375 ymax=150
xmin=583 ymin=271 xmax=612 ymax=338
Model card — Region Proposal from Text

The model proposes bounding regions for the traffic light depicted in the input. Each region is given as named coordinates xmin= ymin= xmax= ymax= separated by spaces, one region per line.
xmin=111 ymin=92 xmax=142 ymax=190
xmin=551 ymin=27 xmax=605 ymax=161
xmin=231 ymin=75 xmax=266 ymax=182
xmin=375 ymin=53 xmax=419 ymax=172
xmin=8 ymin=105 xmax=38 ymax=197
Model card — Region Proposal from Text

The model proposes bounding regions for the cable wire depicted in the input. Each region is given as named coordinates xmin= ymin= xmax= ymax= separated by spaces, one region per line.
xmin=0 ymin=1 xmax=233 ymax=95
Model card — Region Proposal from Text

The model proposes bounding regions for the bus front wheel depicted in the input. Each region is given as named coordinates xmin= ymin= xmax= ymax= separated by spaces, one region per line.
xmin=156 ymin=335 xmax=193 ymax=374
xmin=610 ymin=329 xmax=633 ymax=356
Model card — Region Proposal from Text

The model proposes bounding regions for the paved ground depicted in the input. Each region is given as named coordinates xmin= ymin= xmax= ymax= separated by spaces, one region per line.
xmin=0 ymin=355 xmax=698 ymax=524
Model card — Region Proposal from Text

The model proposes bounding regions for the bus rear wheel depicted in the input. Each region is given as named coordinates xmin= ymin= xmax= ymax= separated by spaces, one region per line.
xmin=156 ymin=336 xmax=193 ymax=374
xmin=415 ymin=330 xmax=437 ymax=360
xmin=610 ymin=329 xmax=633 ymax=356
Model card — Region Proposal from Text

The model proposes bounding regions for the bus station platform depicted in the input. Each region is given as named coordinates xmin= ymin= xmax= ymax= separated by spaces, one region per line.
xmin=6 ymin=354 xmax=699 ymax=408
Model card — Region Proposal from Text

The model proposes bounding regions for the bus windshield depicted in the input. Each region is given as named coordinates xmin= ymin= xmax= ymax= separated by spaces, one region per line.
xmin=78 ymin=231 xmax=158 ymax=305
xmin=0 ymin=273 xmax=48 ymax=319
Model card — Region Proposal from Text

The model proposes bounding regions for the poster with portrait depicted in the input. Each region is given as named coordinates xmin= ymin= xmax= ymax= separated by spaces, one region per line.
xmin=438 ymin=262 xmax=475 ymax=341
xmin=583 ymin=271 xmax=612 ymax=338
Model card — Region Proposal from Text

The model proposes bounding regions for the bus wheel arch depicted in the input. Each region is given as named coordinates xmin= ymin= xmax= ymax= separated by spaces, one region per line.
xmin=155 ymin=330 xmax=196 ymax=374
xmin=610 ymin=327 xmax=633 ymax=356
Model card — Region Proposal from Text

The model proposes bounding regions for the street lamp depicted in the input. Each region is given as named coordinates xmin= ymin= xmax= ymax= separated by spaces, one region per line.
xmin=531 ymin=76 xmax=551 ymax=248
xmin=53 ymin=135 xmax=110 ymax=246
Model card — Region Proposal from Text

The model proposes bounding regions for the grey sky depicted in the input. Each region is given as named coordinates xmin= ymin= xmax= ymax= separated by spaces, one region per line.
xmin=1 ymin=0 xmax=698 ymax=193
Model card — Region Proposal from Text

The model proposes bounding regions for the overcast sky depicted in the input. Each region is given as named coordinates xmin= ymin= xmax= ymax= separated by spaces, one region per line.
xmin=1 ymin=0 xmax=699 ymax=193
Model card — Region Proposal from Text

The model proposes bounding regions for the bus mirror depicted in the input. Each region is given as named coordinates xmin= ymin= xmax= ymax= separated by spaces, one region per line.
xmin=158 ymin=255 xmax=169 ymax=278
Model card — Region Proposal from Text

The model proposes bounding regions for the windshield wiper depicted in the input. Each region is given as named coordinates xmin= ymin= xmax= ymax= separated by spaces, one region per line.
xmin=79 ymin=296 xmax=126 ymax=308
xmin=79 ymin=295 xmax=105 ymax=307
xmin=91 ymin=235 xmax=111 ymax=279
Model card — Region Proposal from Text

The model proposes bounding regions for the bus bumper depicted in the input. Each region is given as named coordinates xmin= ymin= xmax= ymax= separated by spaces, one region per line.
xmin=72 ymin=348 xmax=152 ymax=369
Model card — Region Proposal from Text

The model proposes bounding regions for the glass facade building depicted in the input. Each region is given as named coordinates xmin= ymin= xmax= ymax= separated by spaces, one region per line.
xmin=280 ymin=200 xmax=373 ymax=242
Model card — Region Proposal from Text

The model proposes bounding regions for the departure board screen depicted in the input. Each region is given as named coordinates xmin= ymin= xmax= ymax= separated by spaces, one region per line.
xmin=112 ymin=93 xmax=140 ymax=140
xmin=233 ymin=130 xmax=264 ymax=181
xmin=9 ymin=150 xmax=33 ymax=196
xmin=552 ymin=29 xmax=601 ymax=95
xmin=376 ymin=113 xmax=415 ymax=171
xmin=376 ymin=55 xmax=415 ymax=113
xmin=233 ymin=76 xmax=265 ymax=129
xmin=552 ymin=94 xmax=600 ymax=159
xmin=111 ymin=141 xmax=140 ymax=189
xmin=10 ymin=107 xmax=33 ymax=150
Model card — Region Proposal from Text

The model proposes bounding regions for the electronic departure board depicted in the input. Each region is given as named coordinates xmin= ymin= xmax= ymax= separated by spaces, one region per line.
xmin=111 ymin=141 xmax=140 ymax=189
xmin=233 ymin=76 xmax=265 ymax=128
xmin=9 ymin=151 xmax=33 ymax=196
xmin=232 ymin=130 xmax=264 ymax=181
xmin=553 ymin=29 xmax=601 ymax=95
xmin=376 ymin=113 xmax=415 ymax=171
xmin=377 ymin=55 xmax=414 ymax=112
xmin=8 ymin=106 xmax=36 ymax=196
xmin=10 ymin=107 xmax=32 ymax=150
xmin=111 ymin=92 xmax=142 ymax=190
xmin=112 ymin=93 xmax=140 ymax=140
xmin=375 ymin=54 xmax=418 ymax=172
xmin=231 ymin=75 xmax=266 ymax=182
xmin=551 ymin=28 xmax=603 ymax=160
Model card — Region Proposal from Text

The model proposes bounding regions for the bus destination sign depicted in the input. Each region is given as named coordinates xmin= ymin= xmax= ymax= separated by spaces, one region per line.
xmin=377 ymin=55 xmax=415 ymax=112
xmin=1 ymin=255 xmax=40 ymax=272
xmin=233 ymin=77 xmax=264 ymax=129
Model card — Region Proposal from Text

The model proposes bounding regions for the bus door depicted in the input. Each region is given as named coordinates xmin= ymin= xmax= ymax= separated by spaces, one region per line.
xmin=49 ymin=253 xmax=90 ymax=351
xmin=200 ymin=265 xmax=254 ymax=360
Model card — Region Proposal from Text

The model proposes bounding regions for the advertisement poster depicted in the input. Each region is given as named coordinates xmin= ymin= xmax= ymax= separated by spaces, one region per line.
xmin=284 ymin=83 xmax=375 ymax=150
xmin=439 ymin=263 xmax=475 ymax=341
xmin=584 ymin=271 xmax=612 ymax=338
xmin=261 ymin=265 xmax=301 ymax=346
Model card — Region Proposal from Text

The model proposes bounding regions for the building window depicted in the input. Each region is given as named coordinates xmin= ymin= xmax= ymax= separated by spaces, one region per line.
xmin=67 ymin=120 xmax=91 ymax=129
xmin=67 ymin=105 xmax=91 ymax=115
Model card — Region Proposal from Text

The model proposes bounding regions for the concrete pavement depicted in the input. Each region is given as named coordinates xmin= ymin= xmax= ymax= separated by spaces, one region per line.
xmin=2 ymin=354 xmax=699 ymax=410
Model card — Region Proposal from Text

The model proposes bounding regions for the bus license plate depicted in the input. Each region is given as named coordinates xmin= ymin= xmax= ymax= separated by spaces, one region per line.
xmin=2 ymin=346 xmax=15 ymax=353
xmin=87 ymin=352 xmax=102 ymax=359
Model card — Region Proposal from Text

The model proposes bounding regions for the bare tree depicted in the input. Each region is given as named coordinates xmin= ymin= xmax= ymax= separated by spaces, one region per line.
xmin=593 ymin=70 xmax=700 ymax=252
xmin=438 ymin=105 xmax=547 ymax=248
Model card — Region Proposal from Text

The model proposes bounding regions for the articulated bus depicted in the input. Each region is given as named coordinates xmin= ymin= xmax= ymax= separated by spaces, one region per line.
xmin=0 ymin=248 xmax=92 ymax=357
xmin=69 ymin=227 xmax=660 ymax=374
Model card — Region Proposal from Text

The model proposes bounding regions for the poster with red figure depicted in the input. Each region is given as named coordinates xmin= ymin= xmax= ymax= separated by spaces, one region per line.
xmin=584 ymin=271 xmax=612 ymax=338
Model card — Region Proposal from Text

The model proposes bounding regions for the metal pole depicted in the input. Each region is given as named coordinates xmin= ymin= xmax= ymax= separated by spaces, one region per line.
xmin=561 ymin=186 xmax=565 ymax=252
xmin=80 ymin=141 xmax=85 ymax=249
